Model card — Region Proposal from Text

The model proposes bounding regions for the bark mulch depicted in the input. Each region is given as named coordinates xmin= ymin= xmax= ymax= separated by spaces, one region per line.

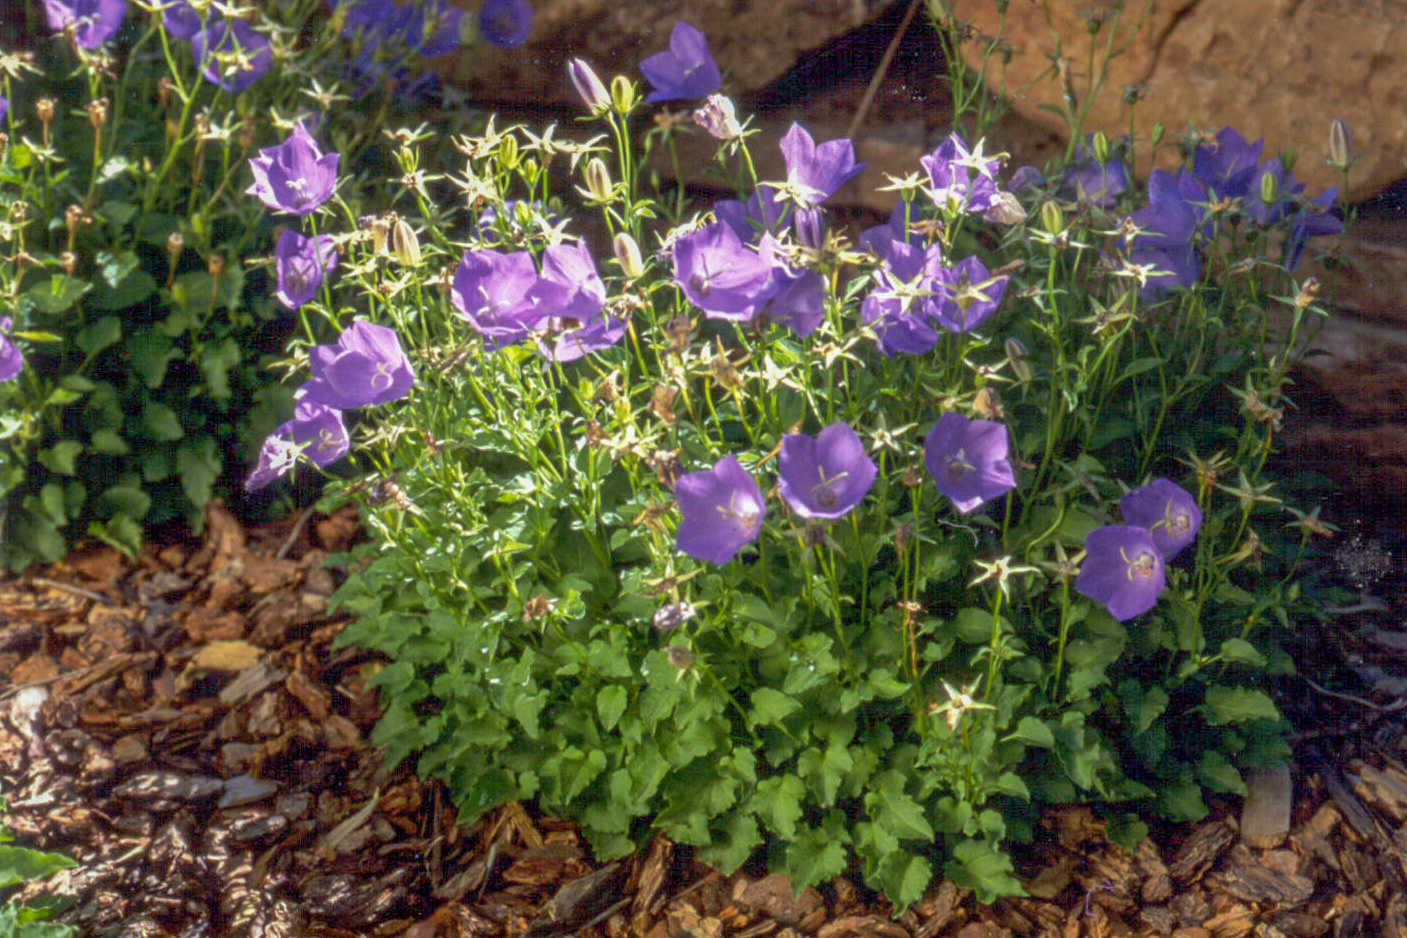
xmin=2 ymin=503 xmax=1406 ymax=938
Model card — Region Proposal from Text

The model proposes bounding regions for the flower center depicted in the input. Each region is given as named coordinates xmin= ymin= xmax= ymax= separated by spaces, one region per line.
xmin=371 ymin=361 xmax=393 ymax=389
xmin=945 ymin=448 xmax=974 ymax=483
xmin=1122 ymin=548 xmax=1157 ymax=580
xmin=810 ymin=468 xmax=849 ymax=509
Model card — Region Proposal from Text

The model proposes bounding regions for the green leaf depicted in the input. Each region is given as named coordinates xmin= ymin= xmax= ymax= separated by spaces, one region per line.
xmin=783 ymin=823 xmax=848 ymax=892
xmin=0 ymin=843 xmax=77 ymax=889
xmin=950 ymin=607 xmax=994 ymax=644
xmin=24 ymin=275 xmax=90 ymax=314
xmin=944 ymin=839 xmax=1023 ymax=904
xmin=199 ymin=337 xmax=241 ymax=399
xmin=96 ymin=250 xmax=140 ymax=288
xmin=872 ymin=852 xmax=931 ymax=914
xmin=866 ymin=770 xmax=933 ymax=841
xmin=127 ymin=330 xmax=182 ymax=388
xmin=1196 ymin=751 xmax=1247 ymax=795
xmin=696 ymin=811 xmax=761 ymax=875
xmin=1104 ymin=813 xmax=1149 ymax=851
xmin=96 ymin=199 xmax=139 ymax=226
xmin=1132 ymin=685 xmax=1169 ymax=734
xmin=76 ymin=315 xmax=122 ymax=356
xmin=88 ymin=515 xmax=143 ymax=558
xmin=90 ymin=427 xmax=129 ymax=455
xmin=1204 ymin=686 xmax=1281 ymax=725
xmin=752 ymin=774 xmax=805 ymax=839
xmin=1218 ymin=638 xmax=1267 ymax=667
xmin=596 ymin=684 xmax=627 ymax=731
xmin=96 ymin=485 xmax=151 ymax=521
xmin=142 ymin=402 xmax=185 ymax=441
xmin=1158 ymin=773 xmax=1209 ymax=821
xmin=37 ymin=440 xmax=83 ymax=476
xmin=749 ymin=687 xmax=800 ymax=726
xmin=176 ymin=437 xmax=220 ymax=507
xmin=1005 ymin=716 xmax=1054 ymax=748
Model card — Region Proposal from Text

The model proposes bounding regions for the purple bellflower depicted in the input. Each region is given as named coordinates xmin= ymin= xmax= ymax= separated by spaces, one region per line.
xmin=1062 ymin=141 xmax=1131 ymax=209
xmin=675 ymin=455 xmax=765 ymax=564
xmin=779 ymin=123 xmax=865 ymax=208
xmin=155 ymin=0 xmax=201 ymax=39
xmin=764 ymin=265 xmax=826 ymax=338
xmin=1191 ymin=126 xmax=1264 ymax=201
xmin=778 ymin=423 xmax=877 ymax=520
xmin=714 ymin=185 xmax=793 ymax=242
xmin=1126 ymin=168 xmax=1205 ymax=297
xmin=1284 ymin=188 xmax=1342 ymax=271
xmin=247 ymin=122 xmax=339 ymax=216
xmin=858 ymin=201 xmax=923 ymax=258
xmin=273 ymin=229 xmax=338 ymax=310
xmin=640 ymin=21 xmax=721 ymax=103
xmin=1007 ymin=165 xmax=1045 ymax=193
xmin=931 ymin=255 xmax=1007 ymax=333
xmin=0 ymin=316 xmax=23 ymax=383
xmin=860 ymin=240 xmax=946 ymax=357
xmin=478 ymin=0 xmax=532 ymax=48
xmin=535 ymin=241 xmax=624 ymax=361
xmin=191 ymin=18 xmax=272 ymax=92
xmin=301 ymin=320 xmax=415 ymax=410
xmin=1075 ymin=525 xmax=1167 ymax=621
xmin=1243 ymin=158 xmax=1300 ymax=226
xmin=1120 ymin=478 xmax=1201 ymax=560
xmin=405 ymin=0 xmax=462 ymax=56
xmin=44 ymin=0 xmax=125 ymax=49
xmin=672 ymin=222 xmax=778 ymax=320
xmin=451 ymin=248 xmax=551 ymax=349
xmin=921 ymin=133 xmax=1003 ymax=215
xmin=244 ymin=397 xmax=349 ymax=491
xmin=923 ymin=412 xmax=1016 ymax=515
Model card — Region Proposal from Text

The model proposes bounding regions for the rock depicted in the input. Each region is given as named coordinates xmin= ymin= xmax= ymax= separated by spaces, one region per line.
xmin=441 ymin=0 xmax=892 ymax=112
xmin=1241 ymin=764 xmax=1293 ymax=849
xmin=945 ymin=0 xmax=1403 ymax=201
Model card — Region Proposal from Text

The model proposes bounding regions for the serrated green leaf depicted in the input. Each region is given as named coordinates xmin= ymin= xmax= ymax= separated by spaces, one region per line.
xmin=176 ymin=436 xmax=220 ymax=507
xmin=695 ymin=811 xmax=761 ymax=874
xmin=24 ymin=274 xmax=90 ymax=314
xmin=752 ymin=774 xmax=805 ymax=839
xmin=90 ymin=427 xmax=129 ymax=455
xmin=88 ymin=515 xmax=142 ymax=558
xmin=96 ymin=485 xmax=151 ymax=521
xmin=142 ymin=402 xmax=185 ymax=441
xmin=749 ymin=687 xmax=800 ymax=726
xmin=873 ymin=852 xmax=931 ymax=914
xmin=1005 ymin=715 xmax=1054 ymax=748
xmin=866 ymin=770 xmax=933 ymax=841
xmin=127 ymin=329 xmax=181 ymax=388
xmin=0 ymin=843 xmax=77 ymax=889
xmin=199 ymin=337 xmax=241 ymax=399
xmin=76 ymin=315 xmax=121 ymax=356
xmin=1135 ymin=686 xmax=1169 ymax=734
xmin=1196 ymin=751 xmax=1247 ymax=794
xmin=1204 ymin=686 xmax=1281 ymax=725
xmin=944 ymin=839 xmax=1022 ymax=904
xmin=37 ymin=440 xmax=83 ymax=475
xmin=1218 ymin=638 xmax=1267 ymax=667
xmin=596 ymin=683 xmax=626 ymax=731
xmin=783 ymin=823 xmax=848 ymax=892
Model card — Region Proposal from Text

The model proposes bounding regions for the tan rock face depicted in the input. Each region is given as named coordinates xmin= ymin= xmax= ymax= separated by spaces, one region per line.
xmin=441 ymin=0 xmax=890 ymax=110
xmin=946 ymin=0 xmax=1403 ymax=202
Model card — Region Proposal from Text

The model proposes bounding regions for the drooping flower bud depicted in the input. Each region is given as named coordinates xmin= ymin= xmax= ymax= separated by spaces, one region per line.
xmin=692 ymin=94 xmax=742 ymax=140
xmin=613 ymin=231 xmax=643 ymax=277
xmin=568 ymin=58 xmax=610 ymax=115
xmin=1327 ymin=118 xmax=1354 ymax=173
xmin=1003 ymin=336 xmax=1033 ymax=382
xmin=983 ymin=190 xmax=1027 ymax=226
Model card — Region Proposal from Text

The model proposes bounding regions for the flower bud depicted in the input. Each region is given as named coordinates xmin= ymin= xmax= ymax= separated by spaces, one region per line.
xmin=1091 ymin=130 xmax=1110 ymax=164
xmin=391 ymin=217 xmax=421 ymax=267
xmin=498 ymin=134 xmax=519 ymax=170
xmin=653 ymin=601 xmax=694 ymax=632
xmin=1327 ymin=118 xmax=1354 ymax=173
xmin=87 ymin=98 xmax=108 ymax=129
xmin=664 ymin=645 xmax=695 ymax=669
xmin=982 ymin=190 xmax=1027 ymax=226
xmin=166 ymin=231 xmax=184 ymax=260
xmin=1149 ymin=122 xmax=1164 ymax=149
xmin=1278 ymin=146 xmax=1296 ymax=173
xmin=1039 ymin=200 xmax=1063 ymax=236
xmin=613 ymin=231 xmax=643 ymax=277
xmin=1259 ymin=168 xmax=1279 ymax=205
xmin=1004 ymin=336 xmax=1033 ymax=382
xmin=208 ymin=253 xmax=224 ymax=278
xmin=35 ymin=97 xmax=54 ymax=127
xmin=585 ymin=157 xmax=613 ymax=202
xmin=568 ymin=58 xmax=610 ymax=115
xmin=609 ymin=75 xmax=637 ymax=115
xmin=59 ymin=251 xmax=77 ymax=275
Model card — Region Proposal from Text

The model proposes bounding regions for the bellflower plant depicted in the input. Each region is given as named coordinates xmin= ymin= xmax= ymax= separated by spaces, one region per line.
xmin=245 ymin=397 xmax=350 ymax=491
xmin=777 ymin=423 xmax=877 ymax=520
xmin=675 ymin=455 xmax=765 ymax=563
xmin=639 ymin=21 xmax=721 ymax=102
xmin=0 ymin=318 xmax=22 ymax=383
xmin=293 ymin=15 xmax=1343 ymax=918
xmin=191 ymin=18 xmax=273 ymax=91
xmin=246 ymin=122 xmax=340 ymax=216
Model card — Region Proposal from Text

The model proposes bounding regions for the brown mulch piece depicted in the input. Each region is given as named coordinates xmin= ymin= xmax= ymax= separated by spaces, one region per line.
xmin=3 ymin=504 xmax=1407 ymax=937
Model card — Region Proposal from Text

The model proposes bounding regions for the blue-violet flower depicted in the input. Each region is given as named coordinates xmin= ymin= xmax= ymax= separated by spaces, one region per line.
xmin=1075 ymin=525 xmax=1167 ymax=621
xmin=675 ymin=455 xmax=765 ymax=564
xmin=923 ymin=412 xmax=1016 ymax=514
xmin=1120 ymin=477 xmax=1201 ymax=560
xmin=246 ymin=122 xmax=339 ymax=216
xmin=640 ymin=21 xmax=721 ymax=102
xmin=273 ymin=229 xmax=338 ymax=310
xmin=778 ymin=422 xmax=877 ymax=520
xmin=301 ymin=320 xmax=415 ymax=410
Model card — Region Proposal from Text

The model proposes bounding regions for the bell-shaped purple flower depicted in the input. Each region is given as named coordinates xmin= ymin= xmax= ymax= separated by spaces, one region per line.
xmin=640 ymin=21 xmax=721 ymax=103
xmin=43 ymin=0 xmax=125 ymax=49
xmin=301 ymin=320 xmax=415 ymax=410
xmin=923 ymin=413 xmax=1016 ymax=515
xmin=535 ymin=242 xmax=623 ymax=361
xmin=714 ymin=185 xmax=793 ymax=242
xmin=1191 ymin=127 xmax=1264 ymax=201
xmin=246 ymin=122 xmax=339 ymax=216
xmin=191 ymin=18 xmax=273 ymax=92
xmin=451 ymin=248 xmax=552 ymax=349
xmin=860 ymin=240 xmax=945 ymax=357
xmin=766 ymin=266 xmax=827 ymax=338
xmin=1284 ymin=188 xmax=1342 ymax=271
xmin=1075 ymin=525 xmax=1167 ymax=621
xmin=778 ymin=423 xmax=877 ymax=520
xmin=672 ymin=222 xmax=778 ymax=320
xmin=858 ymin=201 xmax=923 ymax=258
xmin=780 ymin=123 xmax=866 ymax=208
xmin=273 ymin=229 xmax=338 ymax=310
xmin=931 ymin=255 xmax=1007 ymax=334
xmin=921 ymin=133 xmax=1002 ymax=214
xmin=405 ymin=0 xmax=462 ymax=55
xmin=478 ymin=0 xmax=532 ymax=48
xmin=155 ymin=0 xmax=201 ymax=39
xmin=1062 ymin=145 xmax=1131 ymax=209
xmin=675 ymin=455 xmax=765 ymax=564
xmin=0 ymin=316 xmax=23 ymax=383
xmin=1120 ymin=478 xmax=1201 ymax=560
xmin=244 ymin=397 xmax=349 ymax=491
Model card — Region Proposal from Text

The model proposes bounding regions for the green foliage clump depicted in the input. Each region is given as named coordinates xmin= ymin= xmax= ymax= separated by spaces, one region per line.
xmin=0 ymin=810 xmax=76 ymax=938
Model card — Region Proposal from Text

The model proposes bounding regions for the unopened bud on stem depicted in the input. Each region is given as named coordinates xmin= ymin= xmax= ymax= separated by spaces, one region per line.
xmin=1327 ymin=118 xmax=1354 ymax=173
xmin=567 ymin=58 xmax=610 ymax=115
xmin=585 ymin=157 xmax=613 ymax=202
xmin=613 ymin=231 xmax=643 ymax=277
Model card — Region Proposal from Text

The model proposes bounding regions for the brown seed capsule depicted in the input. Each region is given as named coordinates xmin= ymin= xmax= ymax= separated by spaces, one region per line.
xmin=664 ymin=645 xmax=695 ymax=669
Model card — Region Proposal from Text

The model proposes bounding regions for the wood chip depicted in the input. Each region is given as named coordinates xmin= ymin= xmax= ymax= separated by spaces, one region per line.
xmin=1206 ymin=864 xmax=1314 ymax=907
xmin=1170 ymin=822 xmax=1236 ymax=883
